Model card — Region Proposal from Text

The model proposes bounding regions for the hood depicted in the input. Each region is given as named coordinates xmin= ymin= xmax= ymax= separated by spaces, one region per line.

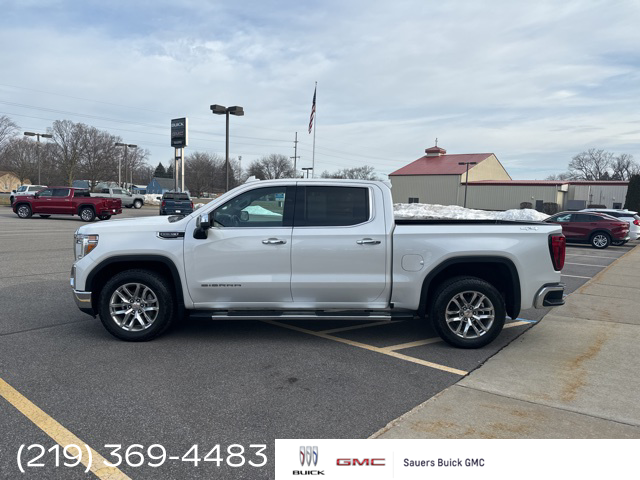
xmin=77 ymin=214 xmax=190 ymax=235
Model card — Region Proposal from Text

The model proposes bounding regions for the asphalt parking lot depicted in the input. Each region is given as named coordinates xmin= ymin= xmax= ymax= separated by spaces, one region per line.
xmin=0 ymin=203 xmax=636 ymax=479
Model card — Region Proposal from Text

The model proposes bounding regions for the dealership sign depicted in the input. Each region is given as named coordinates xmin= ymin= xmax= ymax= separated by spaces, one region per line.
xmin=171 ymin=117 xmax=188 ymax=147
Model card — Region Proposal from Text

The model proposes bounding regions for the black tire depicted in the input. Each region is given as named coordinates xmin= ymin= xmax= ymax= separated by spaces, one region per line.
xmin=611 ymin=239 xmax=627 ymax=246
xmin=98 ymin=269 xmax=175 ymax=341
xmin=16 ymin=204 xmax=32 ymax=219
xmin=39 ymin=215 xmax=51 ymax=218
xmin=429 ymin=276 xmax=506 ymax=349
xmin=133 ymin=199 xmax=143 ymax=209
xmin=79 ymin=207 xmax=96 ymax=222
xmin=98 ymin=214 xmax=112 ymax=220
xmin=9 ymin=196 xmax=14 ymax=204
xmin=125 ymin=205 xmax=132 ymax=208
xmin=590 ymin=232 xmax=610 ymax=249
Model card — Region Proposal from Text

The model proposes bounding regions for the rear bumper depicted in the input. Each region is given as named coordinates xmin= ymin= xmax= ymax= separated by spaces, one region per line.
xmin=534 ymin=283 xmax=565 ymax=309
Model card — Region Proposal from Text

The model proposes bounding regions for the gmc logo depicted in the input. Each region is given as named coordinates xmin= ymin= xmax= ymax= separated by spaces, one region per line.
xmin=336 ymin=458 xmax=385 ymax=466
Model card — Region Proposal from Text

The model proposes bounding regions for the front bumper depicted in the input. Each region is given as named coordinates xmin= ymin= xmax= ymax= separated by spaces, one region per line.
xmin=534 ymin=283 xmax=565 ymax=309
xmin=73 ymin=289 xmax=95 ymax=316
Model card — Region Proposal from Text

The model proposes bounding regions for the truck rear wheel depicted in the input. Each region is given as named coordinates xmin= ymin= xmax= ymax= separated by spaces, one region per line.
xmin=80 ymin=207 xmax=96 ymax=222
xmin=429 ymin=276 xmax=505 ymax=349
xmin=98 ymin=269 xmax=175 ymax=341
xmin=134 ymin=200 xmax=143 ymax=209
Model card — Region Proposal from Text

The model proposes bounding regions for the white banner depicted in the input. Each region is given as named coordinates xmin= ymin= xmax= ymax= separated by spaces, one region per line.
xmin=275 ymin=439 xmax=639 ymax=479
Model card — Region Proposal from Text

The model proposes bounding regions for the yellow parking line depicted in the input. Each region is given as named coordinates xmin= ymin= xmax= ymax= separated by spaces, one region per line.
xmin=320 ymin=320 xmax=402 ymax=334
xmin=0 ymin=377 xmax=131 ymax=480
xmin=380 ymin=338 xmax=442 ymax=351
xmin=503 ymin=320 xmax=531 ymax=328
xmin=264 ymin=321 xmax=468 ymax=376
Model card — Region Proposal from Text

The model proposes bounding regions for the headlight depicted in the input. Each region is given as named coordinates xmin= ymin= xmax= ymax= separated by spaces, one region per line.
xmin=74 ymin=233 xmax=99 ymax=260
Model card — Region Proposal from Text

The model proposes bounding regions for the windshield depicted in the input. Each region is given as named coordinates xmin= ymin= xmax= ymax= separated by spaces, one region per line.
xmin=17 ymin=186 xmax=27 ymax=192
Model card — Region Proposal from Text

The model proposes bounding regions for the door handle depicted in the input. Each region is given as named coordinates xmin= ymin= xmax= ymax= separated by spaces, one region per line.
xmin=262 ymin=238 xmax=287 ymax=245
xmin=356 ymin=238 xmax=381 ymax=245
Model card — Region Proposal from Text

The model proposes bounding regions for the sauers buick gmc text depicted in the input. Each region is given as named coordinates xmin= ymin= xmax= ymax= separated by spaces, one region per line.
xmin=70 ymin=179 xmax=566 ymax=348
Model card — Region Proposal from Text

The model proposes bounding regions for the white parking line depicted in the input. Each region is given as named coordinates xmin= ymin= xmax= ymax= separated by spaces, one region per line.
xmin=564 ymin=262 xmax=606 ymax=268
xmin=562 ymin=274 xmax=591 ymax=279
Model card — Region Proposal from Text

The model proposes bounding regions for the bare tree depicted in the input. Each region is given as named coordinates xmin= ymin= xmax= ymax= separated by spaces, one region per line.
xmin=611 ymin=153 xmax=640 ymax=181
xmin=568 ymin=149 xmax=614 ymax=180
xmin=320 ymin=165 xmax=379 ymax=180
xmin=51 ymin=120 xmax=83 ymax=186
xmin=2 ymin=138 xmax=36 ymax=183
xmin=544 ymin=172 xmax=576 ymax=181
xmin=184 ymin=152 xmax=220 ymax=196
xmin=247 ymin=154 xmax=294 ymax=180
xmin=78 ymin=125 xmax=119 ymax=190
xmin=0 ymin=115 xmax=19 ymax=151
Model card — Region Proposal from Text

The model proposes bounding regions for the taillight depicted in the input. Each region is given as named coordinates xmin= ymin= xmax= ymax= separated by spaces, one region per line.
xmin=549 ymin=234 xmax=565 ymax=271
xmin=634 ymin=219 xmax=639 ymax=226
xmin=161 ymin=201 xmax=166 ymax=207
xmin=190 ymin=201 xmax=194 ymax=209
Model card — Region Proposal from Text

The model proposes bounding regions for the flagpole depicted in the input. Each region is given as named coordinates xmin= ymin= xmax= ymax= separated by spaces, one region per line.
xmin=311 ymin=81 xmax=317 ymax=178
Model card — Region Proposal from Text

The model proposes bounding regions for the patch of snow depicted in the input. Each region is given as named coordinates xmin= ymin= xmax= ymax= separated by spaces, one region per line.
xmin=242 ymin=205 xmax=282 ymax=216
xmin=394 ymin=203 xmax=549 ymax=221
xmin=143 ymin=194 xmax=162 ymax=206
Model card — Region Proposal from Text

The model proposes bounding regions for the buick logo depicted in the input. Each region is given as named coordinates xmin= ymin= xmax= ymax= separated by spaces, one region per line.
xmin=300 ymin=446 xmax=318 ymax=466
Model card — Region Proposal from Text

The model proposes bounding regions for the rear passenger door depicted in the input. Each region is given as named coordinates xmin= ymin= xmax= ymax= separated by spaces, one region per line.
xmin=290 ymin=184 xmax=388 ymax=308
xmin=51 ymin=188 xmax=73 ymax=214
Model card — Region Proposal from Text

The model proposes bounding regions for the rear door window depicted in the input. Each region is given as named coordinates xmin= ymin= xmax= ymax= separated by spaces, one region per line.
xmin=294 ymin=186 xmax=370 ymax=227
xmin=53 ymin=188 xmax=70 ymax=197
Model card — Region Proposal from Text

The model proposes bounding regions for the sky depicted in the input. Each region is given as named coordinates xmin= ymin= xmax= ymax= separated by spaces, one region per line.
xmin=1 ymin=0 xmax=639 ymax=180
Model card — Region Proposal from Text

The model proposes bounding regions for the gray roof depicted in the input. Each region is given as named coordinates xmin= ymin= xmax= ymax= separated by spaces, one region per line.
xmin=149 ymin=177 xmax=176 ymax=189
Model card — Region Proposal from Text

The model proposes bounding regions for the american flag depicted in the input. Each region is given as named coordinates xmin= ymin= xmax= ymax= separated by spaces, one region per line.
xmin=308 ymin=86 xmax=316 ymax=134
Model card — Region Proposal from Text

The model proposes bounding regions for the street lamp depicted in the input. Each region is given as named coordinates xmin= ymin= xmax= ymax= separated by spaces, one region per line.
xmin=115 ymin=142 xmax=137 ymax=188
xmin=210 ymin=104 xmax=244 ymax=192
xmin=458 ymin=161 xmax=477 ymax=208
xmin=24 ymin=132 xmax=52 ymax=184
xmin=302 ymin=167 xmax=313 ymax=178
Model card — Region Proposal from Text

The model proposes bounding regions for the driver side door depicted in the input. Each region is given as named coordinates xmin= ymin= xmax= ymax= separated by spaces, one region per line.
xmin=183 ymin=185 xmax=295 ymax=308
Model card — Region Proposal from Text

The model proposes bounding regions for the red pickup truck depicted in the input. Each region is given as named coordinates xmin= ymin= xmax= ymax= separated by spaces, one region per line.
xmin=12 ymin=187 xmax=122 ymax=221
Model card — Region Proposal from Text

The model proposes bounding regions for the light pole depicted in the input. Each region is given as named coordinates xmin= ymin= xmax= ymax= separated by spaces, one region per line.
xmin=458 ymin=161 xmax=477 ymax=208
xmin=210 ymin=104 xmax=244 ymax=192
xmin=302 ymin=167 xmax=313 ymax=178
xmin=115 ymin=142 xmax=137 ymax=188
xmin=24 ymin=132 xmax=52 ymax=184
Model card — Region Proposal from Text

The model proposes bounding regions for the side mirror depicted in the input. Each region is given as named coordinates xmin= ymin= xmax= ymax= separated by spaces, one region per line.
xmin=197 ymin=213 xmax=210 ymax=230
xmin=194 ymin=213 xmax=210 ymax=240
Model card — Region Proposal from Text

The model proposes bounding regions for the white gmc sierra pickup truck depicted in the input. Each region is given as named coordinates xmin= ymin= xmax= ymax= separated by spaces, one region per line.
xmin=71 ymin=179 xmax=566 ymax=348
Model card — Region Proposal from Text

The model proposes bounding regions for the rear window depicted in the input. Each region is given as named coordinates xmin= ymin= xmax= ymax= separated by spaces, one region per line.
xmin=74 ymin=189 xmax=91 ymax=197
xmin=163 ymin=192 xmax=190 ymax=200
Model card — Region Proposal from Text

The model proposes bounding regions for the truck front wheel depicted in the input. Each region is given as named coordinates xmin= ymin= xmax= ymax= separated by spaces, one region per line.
xmin=98 ymin=269 xmax=175 ymax=341
xmin=16 ymin=204 xmax=32 ymax=219
xmin=429 ymin=276 xmax=505 ymax=349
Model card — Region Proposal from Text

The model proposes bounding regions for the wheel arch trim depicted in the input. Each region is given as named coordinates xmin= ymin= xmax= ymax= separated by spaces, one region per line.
xmin=85 ymin=255 xmax=186 ymax=314
xmin=419 ymin=255 xmax=521 ymax=319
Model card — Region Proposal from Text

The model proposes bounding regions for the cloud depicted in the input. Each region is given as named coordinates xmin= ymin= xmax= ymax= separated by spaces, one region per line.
xmin=0 ymin=0 xmax=639 ymax=180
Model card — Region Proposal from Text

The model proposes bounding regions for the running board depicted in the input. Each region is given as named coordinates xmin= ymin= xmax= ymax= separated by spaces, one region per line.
xmin=189 ymin=310 xmax=414 ymax=321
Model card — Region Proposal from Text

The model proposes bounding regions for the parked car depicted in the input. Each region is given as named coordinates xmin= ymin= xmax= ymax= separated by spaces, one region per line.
xmin=545 ymin=211 xmax=630 ymax=249
xmin=71 ymin=179 xmax=566 ymax=348
xmin=12 ymin=187 xmax=122 ymax=221
xmin=580 ymin=208 xmax=640 ymax=243
xmin=91 ymin=187 xmax=144 ymax=209
xmin=159 ymin=191 xmax=193 ymax=215
xmin=10 ymin=185 xmax=47 ymax=204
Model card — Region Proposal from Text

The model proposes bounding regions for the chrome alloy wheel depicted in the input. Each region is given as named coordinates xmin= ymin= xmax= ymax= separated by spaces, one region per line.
xmin=109 ymin=283 xmax=159 ymax=331
xmin=81 ymin=209 xmax=93 ymax=221
xmin=445 ymin=290 xmax=495 ymax=339
xmin=17 ymin=205 xmax=30 ymax=218
xmin=592 ymin=234 xmax=608 ymax=248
